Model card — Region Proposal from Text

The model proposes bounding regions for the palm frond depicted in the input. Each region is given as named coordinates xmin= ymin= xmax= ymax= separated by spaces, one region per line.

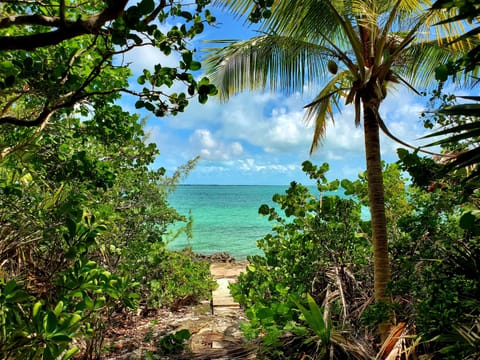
xmin=423 ymin=7 xmax=470 ymax=51
xmin=448 ymin=147 xmax=480 ymax=172
xmin=422 ymin=121 xmax=480 ymax=142
xmin=389 ymin=71 xmax=421 ymax=95
xmin=212 ymin=0 xmax=257 ymax=21
xmin=205 ymin=35 xmax=334 ymax=100
xmin=435 ymin=104 xmax=480 ymax=117
xmin=382 ymin=5 xmax=472 ymax=87
xmin=266 ymin=1 xmax=360 ymax=75
xmin=427 ymin=128 xmax=480 ymax=147
xmin=264 ymin=0 xmax=343 ymax=41
xmin=304 ymin=71 xmax=350 ymax=153
xmin=214 ymin=0 xmax=344 ymax=44
xmin=459 ymin=96 xmax=480 ymax=101
xmin=373 ymin=0 xmax=404 ymax=67
xmin=326 ymin=3 xmax=366 ymax=76
xmin=309 ymin=97 xmax=332 ymax=155
xmin=401 ymin=39 xmax=456 ymax=88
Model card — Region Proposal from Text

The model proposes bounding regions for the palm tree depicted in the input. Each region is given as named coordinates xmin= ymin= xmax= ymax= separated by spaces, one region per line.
xmin=206 ymin=0 xmax=467 ymax=338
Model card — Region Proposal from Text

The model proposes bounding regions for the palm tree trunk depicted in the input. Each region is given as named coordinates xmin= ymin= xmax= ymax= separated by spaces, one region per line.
xmin=363 ymin=102 xmax=391 ymax=340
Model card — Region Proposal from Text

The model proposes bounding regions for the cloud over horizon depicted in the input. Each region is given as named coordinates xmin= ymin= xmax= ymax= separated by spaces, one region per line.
xmin=143 ymin=83 xmax=433 ymax=184
xmin=129 ymin=9 xmax=440 ymax=185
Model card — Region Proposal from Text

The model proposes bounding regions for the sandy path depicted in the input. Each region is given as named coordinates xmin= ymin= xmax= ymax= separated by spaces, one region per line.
xmin=210 ymin=262 xmax=247 ymax=310
xmin=101 ymin=261 xmax=253 ymax=359
xmin=185 ymin=261 xmax=255 ymax=359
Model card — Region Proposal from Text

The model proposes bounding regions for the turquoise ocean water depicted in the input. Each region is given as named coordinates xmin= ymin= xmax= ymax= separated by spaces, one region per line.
xmin=167 ymin=185 xmax=367 ymax=259
xmin=167 ymin=185 xmax=290 ymax=259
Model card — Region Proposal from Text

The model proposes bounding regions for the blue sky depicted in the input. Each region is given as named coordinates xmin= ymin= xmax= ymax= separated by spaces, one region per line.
xmin=121 ymin=4 xmax=444 ymax=185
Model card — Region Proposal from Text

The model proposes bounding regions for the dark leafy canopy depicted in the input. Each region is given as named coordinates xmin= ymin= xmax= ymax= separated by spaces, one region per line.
xmin=419 ymin=0 xmax=480 ymax=183
xmin=208 ymin=0 xmax=469 ymax=342
xmin=432 ymin=0 xmax=480 ymax=76
xmin=0 ymin=0 xmax=218 ymax=129
xmin=0 ymin=94 xmax=215 ymax=358
xmin=0 ymin=2 xmax=219 ymax=356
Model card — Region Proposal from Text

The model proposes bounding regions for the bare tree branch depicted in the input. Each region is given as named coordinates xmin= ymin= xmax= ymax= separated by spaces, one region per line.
xmin=0 ymin=0 xmax=129 ymax=51
xmin=0 ymin=107 xmax=54 ymax=127
xmin=0 ymin=14 xmax=64 ymax=29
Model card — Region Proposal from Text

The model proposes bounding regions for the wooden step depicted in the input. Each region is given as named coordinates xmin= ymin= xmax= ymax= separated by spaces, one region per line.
xmin=212 ymin=278 xmax=238 ymax=307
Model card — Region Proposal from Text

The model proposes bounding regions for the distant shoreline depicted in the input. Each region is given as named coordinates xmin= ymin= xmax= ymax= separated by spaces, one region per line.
xmin=176 ymin=184 xmax=295 ymax=186
xmin=194 ymin=251 xmax=249 ymax=263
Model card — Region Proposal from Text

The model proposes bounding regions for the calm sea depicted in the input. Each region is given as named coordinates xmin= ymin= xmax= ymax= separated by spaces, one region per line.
xmin=167 ymin=185 xmax=290 ymax=259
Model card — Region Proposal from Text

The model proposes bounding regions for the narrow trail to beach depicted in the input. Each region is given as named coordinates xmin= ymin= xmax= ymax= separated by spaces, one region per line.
xmin=101 ymin=261 xmax=253 ymax=359
xmin=187 ymin=262 xmax=255 ymax=359
xmin=210 ymin=262 xmax=246 ymax=310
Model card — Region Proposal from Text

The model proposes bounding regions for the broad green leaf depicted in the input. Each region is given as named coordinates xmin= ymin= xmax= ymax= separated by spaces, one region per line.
xmin=189 ymin=61 xmax=201 ymax=71
xmin=33 ymin=301 xmax=43 ymax=318
xmin=435 ymin=64 xmax=449 ymax=81
xmin=295 ymin=294 xmax=330 ymax=343
xmin=0 ymin=61 xmax=14 ymax=71
xmin=182 ymin=51 xmax=193 ymax=65
xmin=54 ymin=301 xmax=64 ymax=316
xmin=45 ymin=312 xmax=57 ymax=334
xmin=62 ymin=346 xmax=80 ymax=360
xmin=4 ymin=279 xmax=17 ymax=295
xmin=49 ymin=333 xmax=72 ymax=342
xmin=68 ymin=313 xmax=82 ymax=327
xmin=138 ymin=0 xmax=154 ymax=14
xmin=43 ymin=346 xmax=55 ymax=360
xmin=459 ymin=211 xmax=480 ymax=230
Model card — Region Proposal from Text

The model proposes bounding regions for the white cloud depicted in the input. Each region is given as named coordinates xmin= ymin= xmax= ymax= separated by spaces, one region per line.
xmin=194 ymin=129 xmax=216 ymax=148
xmin=188 ymin=129 xmax=244 ymax=161
xmin=262 ymin=109 xmax=311 ymax=153
xmin=300 ymin=107 xmax=366 ymax=162
xmin=194 ymin=164 xmax=231 ymax=173
xmin=194 ymin=92 xmax=312 ymax=154
xmin=187 ymin=91 xmax=365 ymax=160
xmin=144 ymin=71 xmax=440 ymax=183
xmin=158 ymin=91 xmax=311 ymax=154
xmin=379 ymin=87 xmax=433 ymax=158
xmin=231 ymin=142 xmax=244 ymax=155
xmin=238 ymin=158 xmax=298 ymax=173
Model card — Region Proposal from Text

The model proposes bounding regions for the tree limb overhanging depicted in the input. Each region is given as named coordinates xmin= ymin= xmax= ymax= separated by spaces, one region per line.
xmin=0 ymin=0 xmax=218 ymax=130
xmin=0 ymin=0 xmax=129 ymax=50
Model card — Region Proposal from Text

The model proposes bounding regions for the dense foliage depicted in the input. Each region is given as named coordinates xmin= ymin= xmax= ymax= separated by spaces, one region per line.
xmin=0 ymin=0 xmax=217 ymax=130
xmin=208 ymin=1 xmax=473 ymax=342
xmin=421 ymin=0 xmax=480 ymax=181
xmin=0 ymin=1 xmax=218 ymax=357
xmin=231 ymin=161 xmax=373 ymax=359
xmin=0 ymin=105 xmax=216 ymax=358
xmin=233 ymin=160 xmax=480 ymax=359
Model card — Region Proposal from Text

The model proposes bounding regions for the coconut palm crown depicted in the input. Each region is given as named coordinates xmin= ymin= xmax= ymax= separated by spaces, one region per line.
xmin=206 ymin=0 xmax=469 ymax=338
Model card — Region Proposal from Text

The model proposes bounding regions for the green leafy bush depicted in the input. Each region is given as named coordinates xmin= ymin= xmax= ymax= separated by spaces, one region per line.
xmin=0 ymin=262 xmax=136 ymax=360
xmin=231 ymin=161 xmax=372 ymax=358
xmin=234 ymin=158 xmax=480 ymax=358
xmin=397 ymin=150 xmax=480 ymax=358
xmin=156 ymin=329 xmax=191 ymax=356
xmin=0 ymin=108 xmax=214 ymax=357
xmin=0 ymin=213 xmax=139 ymax=359
xmin=138 ymin=245 xmax=216 ymax=309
